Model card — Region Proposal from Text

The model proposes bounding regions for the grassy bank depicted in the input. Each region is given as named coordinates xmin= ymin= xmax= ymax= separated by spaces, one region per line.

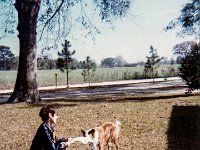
xmin=0 ymin=65 xmax=178 ymax=90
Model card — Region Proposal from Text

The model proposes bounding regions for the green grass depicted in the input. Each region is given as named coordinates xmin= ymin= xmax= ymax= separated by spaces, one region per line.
xmin=0 ymin=65 xmax=179 ymax=89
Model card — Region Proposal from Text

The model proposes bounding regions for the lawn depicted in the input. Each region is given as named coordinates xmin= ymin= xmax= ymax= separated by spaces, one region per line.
xmin=0 ymin=65 xmax=178 ymax=90
xmin=0 ymin=93 xmax=200 ymax=150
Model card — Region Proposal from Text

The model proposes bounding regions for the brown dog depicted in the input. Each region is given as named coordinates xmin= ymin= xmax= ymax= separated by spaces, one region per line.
xmin=81 ymin=120 xmax=121 ymax=150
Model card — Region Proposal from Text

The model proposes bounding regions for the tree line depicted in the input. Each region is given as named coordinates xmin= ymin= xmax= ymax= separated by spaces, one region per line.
xmin=0 ymin=44 xmax=181 ymax=71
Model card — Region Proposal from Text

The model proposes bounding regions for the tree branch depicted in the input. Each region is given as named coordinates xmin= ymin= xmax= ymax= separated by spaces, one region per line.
xmin=38 ymin=0 xmax=65 ymax=42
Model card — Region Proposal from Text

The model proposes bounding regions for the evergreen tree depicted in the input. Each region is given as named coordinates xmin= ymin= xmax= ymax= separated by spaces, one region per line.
xmin=144 ymin=46 xmax=163 ymax=82
xmin=166 ymin=0 xmax=200 ymax=91
xmin=175 ymin=41 xmax=200 ymax=91
xmin=0 ymin=45 xmax=16 ymax=70
xmin=82 ymin=56 xmax=97 ymax=86
xmin=57 ymin=40 xmax=76 ymax=87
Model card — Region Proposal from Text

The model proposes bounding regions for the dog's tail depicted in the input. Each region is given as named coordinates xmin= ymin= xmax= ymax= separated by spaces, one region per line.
xmin=115 ymin=120 xmax=121 ymax=135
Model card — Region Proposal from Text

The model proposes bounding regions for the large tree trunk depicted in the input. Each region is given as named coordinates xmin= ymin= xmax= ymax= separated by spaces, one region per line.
xmin=7 ymin=0 xmax=41 ymax=103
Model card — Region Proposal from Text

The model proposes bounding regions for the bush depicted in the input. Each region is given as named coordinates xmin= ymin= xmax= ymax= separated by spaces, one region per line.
xmin=178 ymin=43 xmax=200 ymax=91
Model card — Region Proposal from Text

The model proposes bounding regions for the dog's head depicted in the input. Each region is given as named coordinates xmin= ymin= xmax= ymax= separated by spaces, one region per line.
xmin=81 ymin=128 xmax=98 ymax=150
xmin=81 ymin=129 xmax=95 ymax=138
xmin=81 ymin=128 xmax=99 ymax=143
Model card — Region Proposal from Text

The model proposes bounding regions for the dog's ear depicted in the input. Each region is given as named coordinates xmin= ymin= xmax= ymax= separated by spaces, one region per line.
xmin=81 ymin=129 xmax=86 ymax=137
xmin=88 ymin=129 xmax=95 ymax=138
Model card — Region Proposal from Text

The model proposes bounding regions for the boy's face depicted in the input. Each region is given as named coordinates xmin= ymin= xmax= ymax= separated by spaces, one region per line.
xmin=49 ymin=113 xmax=58 ymax=124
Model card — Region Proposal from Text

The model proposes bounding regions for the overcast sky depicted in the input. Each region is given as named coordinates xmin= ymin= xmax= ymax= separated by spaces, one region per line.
xmin=71 ymin=0 xmax=195 ymax=64
xmin=1 ymin=0 xmax=195 ymax=64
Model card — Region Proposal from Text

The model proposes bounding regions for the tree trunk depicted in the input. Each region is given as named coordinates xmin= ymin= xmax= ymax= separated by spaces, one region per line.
xmin=152 ymin=67 xmax=155 ymax=82
xmin=3 ymin=53 xmax=6 ymax=70
xmin=7 ymin=0 xmax=41 ymax=103
xmin=66 ymin=69 xmax=69 ymax=88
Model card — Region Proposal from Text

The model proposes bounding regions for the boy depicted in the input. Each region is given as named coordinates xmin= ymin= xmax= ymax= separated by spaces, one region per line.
xmin=30 ymin=105 xmax=69 ymax=150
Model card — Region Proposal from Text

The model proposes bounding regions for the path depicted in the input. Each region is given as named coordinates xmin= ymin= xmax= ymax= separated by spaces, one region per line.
xmin=0 ymin=77 xmax=188 ymax=103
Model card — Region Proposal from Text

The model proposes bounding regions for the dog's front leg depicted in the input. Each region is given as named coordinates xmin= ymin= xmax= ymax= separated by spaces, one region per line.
xmin=91 ymin=142 xmax=97 ymax=150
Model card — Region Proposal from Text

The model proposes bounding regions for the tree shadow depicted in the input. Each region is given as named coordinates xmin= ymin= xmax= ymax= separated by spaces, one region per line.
xmin=18 ymin=102 xmax=78 ymax=109
xmin=167 ymin=106 xmax=200 ymax=150
xmin=0 ymin=93 xmax=196 ymax=105
xmin=38 ymin=80 xmax=187 ymax=99
xmin=40 ymin=93 xmax=195 ymax=103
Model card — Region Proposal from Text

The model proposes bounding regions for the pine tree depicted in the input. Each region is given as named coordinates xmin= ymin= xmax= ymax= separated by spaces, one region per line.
xmin=82 ymin=56 xmax=96 ymax=86
xmin=57 ymin=40 xmax=76 ymax=87
xmin=144 ymin=46 xmax=163 ymax=82
xmin=0 ymin=45 xmax=15 ymax=70
xmin=176 ymin=42 xmax=200 ymax=91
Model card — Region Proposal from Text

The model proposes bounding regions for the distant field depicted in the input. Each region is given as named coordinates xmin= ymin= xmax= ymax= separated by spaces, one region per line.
xmin=0 ymin=65 xmax=178 ymax=89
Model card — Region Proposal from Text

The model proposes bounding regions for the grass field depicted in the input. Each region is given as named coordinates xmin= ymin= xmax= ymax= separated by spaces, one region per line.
xmin=0 ymin=65 xmax=178 ymax=90
xmin=0 ymin=93 xmax=200 ymax=150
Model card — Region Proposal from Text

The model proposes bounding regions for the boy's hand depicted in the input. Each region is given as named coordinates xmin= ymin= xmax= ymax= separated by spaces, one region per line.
xmin=65 ymin=138 xmax=73 ymax=147
xmin=61 ymin=138 xmax=73 ymax=148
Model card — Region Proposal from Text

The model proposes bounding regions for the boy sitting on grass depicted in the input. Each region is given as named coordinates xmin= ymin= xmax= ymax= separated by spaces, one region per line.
xmin=30 ymin=105 xmax=69 ymax=150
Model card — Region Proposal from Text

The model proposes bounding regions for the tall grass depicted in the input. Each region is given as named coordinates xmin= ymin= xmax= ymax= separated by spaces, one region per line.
xmin=0 ymin=65 xmax=179 ymax=89
xmin=0 ymin=71 xmax=17 ymax=89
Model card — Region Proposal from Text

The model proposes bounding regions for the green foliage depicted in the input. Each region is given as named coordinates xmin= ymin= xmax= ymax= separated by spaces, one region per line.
xmin=57 ymin=40 xmax=76 ymax=87
xmin=37 ymin=56 xmax=57 ymax=70
xmin=100 ymin=57 xmax=116 ymax=68
xmin=173 ymin=41 xmax=197 ymax=56
xmin=57 ymin=40 xmax=76 ymax=71
xmin=82 ymin=56 xmax=97 ymax=86
xmin=144 ymin=46 xmax=163 ymax=81
xmin=100 ymin=56 xmax=127 ymax=68
xmin=0 ymin=45 xmax=17 ymax=70
xmin=176 ymin=56 xmax=182 ymax=64
xmin=178 ymin=42 xmax=200 ymax=90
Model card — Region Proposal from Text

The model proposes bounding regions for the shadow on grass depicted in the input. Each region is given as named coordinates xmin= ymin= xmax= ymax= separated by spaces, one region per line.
xmin=18 ymin=102 xmax=78 ymax=109
xmin=0 ymin=93 xmax=197 ymax=106
xmin=0 ymin=93 xmax=200 ymax=107
xmin=167 ymin=106 xmax=200 ymax=150
xmin=40 ymin=93 xmax=196 ymax=103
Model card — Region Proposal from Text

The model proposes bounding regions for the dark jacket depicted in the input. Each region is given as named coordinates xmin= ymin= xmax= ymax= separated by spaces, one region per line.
xmin=30 ymin=123 xmax=61 ymax=150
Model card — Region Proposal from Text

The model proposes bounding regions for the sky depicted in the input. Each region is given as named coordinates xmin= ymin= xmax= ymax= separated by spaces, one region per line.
xmin=1 ymin=0 xmax=196 ymax=64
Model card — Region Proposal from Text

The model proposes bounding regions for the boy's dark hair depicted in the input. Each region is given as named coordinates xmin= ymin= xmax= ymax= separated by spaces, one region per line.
xmin=39 ymin=105 xmax=56 ymax=122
